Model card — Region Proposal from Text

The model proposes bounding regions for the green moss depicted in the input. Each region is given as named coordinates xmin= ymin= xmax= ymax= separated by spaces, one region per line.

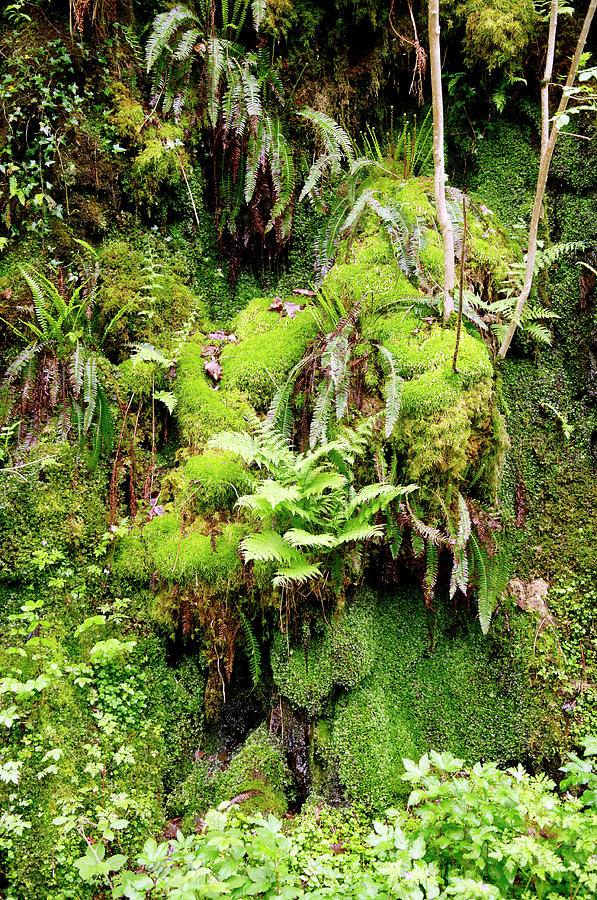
xmin=447 ymin=0 xmax=538 ymax=74
xmin=117 ymin=358 xmax=165 ymax=399
xmin=135 ymin=513 xmax=244 ymax=586
xmin=394 ymin=381 xmax=504 ymax=497
xmin=271 ymin=601 xmax=376 ymax=716
xmin=179 ymin=725 xmax=293 ymax=825
xmin=220 ymin=298 xmax=318 ymax=410
xmin=464 ymin=119 xmax=538 ymax=226
xmin=0 ymin=445 xmax=108 ymax=580
xmin=378 ymin=320 xmax=492 ymax=384
xmin=324 ymin=256 xmax=421 ymax=309
xmin=175 ymin=335 xmax=253 ymax=446
xmin=183 ymin=450 xmax=254 ymax=513
xmin=96 ymin=239 xmax=207 ymax=358
xmin=322 ymin=589 xmax=530 ymax=810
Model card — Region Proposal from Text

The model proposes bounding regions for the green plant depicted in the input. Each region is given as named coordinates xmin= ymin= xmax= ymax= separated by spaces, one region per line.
xmin=0 ymin=266 xmax=120 ymax=464
xmin=210 ymin=415 xmax=415 ymax=592
xmin=146 ymin=2 xmax=295 ymax=275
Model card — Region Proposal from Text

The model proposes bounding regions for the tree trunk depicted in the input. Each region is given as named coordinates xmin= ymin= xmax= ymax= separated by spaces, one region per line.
xmin=541 ymin=0 xmax=558 ymax=161
xmin=428 ymin=0 xmax=455 ymax=324
xmin=498 ymin=0 xmax=597 ymax=359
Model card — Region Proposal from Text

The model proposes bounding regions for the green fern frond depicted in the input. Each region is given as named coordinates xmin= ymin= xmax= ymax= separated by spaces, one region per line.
xmin=378 ymin=345 xmax=403 ymax=438
xmin=309 ymin=379 xmax=333 ymax=449
xmin=145 ymin=5 xmax=201 ymax=72
xmin=336 ymin=521 xmax=384 ymax=544
xmin=251 ymin=0 xmax=266 ymax=29
xmin=69 ymin=343 xmax=85 ymax=399
xmin=240 ymin=530 xmax=293 ymax=564
xmin=424 ymin=542 xmax=440 ymax=606
xmin=456 ymin=493 xmax=471 ymax=551
xmin=468 ymin=532 xmax=491 ymax=633
xmin=283 ymin=529 xmax=337 ymax=549
xmin=208 ymin=430 xmax=259 ymax=465
xmin=298 ymin=108 xmax=355 ymax=162
xmin=82 ymin=355 xmax=98 ymax=433
xmin=273 ymin=560 xmax=322 ymax=588
xmin=239 ymin=611 xmax=261 ymax=688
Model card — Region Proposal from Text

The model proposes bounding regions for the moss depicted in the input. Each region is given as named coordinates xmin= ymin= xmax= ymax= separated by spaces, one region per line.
xmin=175 ymin=334 xmax=253 ymax=446
xmin=464 ymin=118 xmax=539 ymax=226
xmin=0 ymin=445 xmax=108 ymax=580
xmin=378 ymin=319 xmax=492 ymax=383
xmin=394 ymin=380 xmax=503 ymax=497
xmin=324 ymin=256 xmax=421 ymax=309
xmin=322 ymin=589 xmax=530 ymax=810
xmin=117 ymin=357 xmax=165 ymax=399
xmin=183 ymin=450 xmax=254 ymax=513
xmin=179 ymin=725 xmax=293 ymax=825
xmin=271 ymin=601 xmax=376 ymax=716
xmin=123 ymin=512 xmax=244 ymax=587
xmin=447 ymin=0 xmax=538 ymax=75
xmin=220 ymin=298 xmax=319 ymax=410
xmin=96 ymin=239 xmax=207 ymax=358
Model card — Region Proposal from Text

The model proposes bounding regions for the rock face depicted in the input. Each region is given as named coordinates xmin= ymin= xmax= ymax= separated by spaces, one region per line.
xmin=509 ymin=578 xmax=554 ymax=624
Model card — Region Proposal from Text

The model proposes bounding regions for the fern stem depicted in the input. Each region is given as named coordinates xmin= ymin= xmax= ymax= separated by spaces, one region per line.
xmin=452 ymin=194 xmax=467 ymax=373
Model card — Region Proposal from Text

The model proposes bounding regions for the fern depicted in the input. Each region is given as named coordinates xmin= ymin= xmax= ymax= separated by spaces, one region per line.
xmin=309 ymin=379 xmax=333 ymax=449
xmin=240 ymin=530 xmax=293 ymax=563
xmin=145 ymin=5 xmax=201 ymax=72
xmin=468 ymin=532 xmax=491 ymax=633
xmin=273 ymin=561 xmax=323 ymax=588
xmin=378 ymin=346 xmax=403 ymax=438
xmin=239 ymin=611 xmax=261 ymax=688
xmin=423 ymin=543 xmax=440 ymax=607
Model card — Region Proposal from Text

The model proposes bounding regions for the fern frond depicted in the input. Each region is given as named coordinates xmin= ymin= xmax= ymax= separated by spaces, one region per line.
xmin=239 ymin=611 xmax=261 ymax=688
xmin=309 ymin=379 xmax=333 ymax=449
xmin=251 ymin=0 xmax=266 ymax=29
xmin=239 ymin=479 xmax=301 ymax=511
xmin=82 ymin=355 xmax=98 ymax=433
xmin=298 ymin=108 xmax=355 ymax=162
xmin=208 ymin=430 xmax=259 ymax=465
xmin=423 ymin=542 xmax=439 ymax=606
xmin=455 ymin=493 xmax=471 ymax=551
xmin=283 ymin=529 xmax=337 ymax=549
xmin=378 ymin=345 xmax=403 ymax=438
xmin=336 ymin=521 xmax=384 ymax=544
xmin=273 ymin=560 xmax=322 ymax=588
xmin=302 ymin=470 xmax=347 ymax=497
xmin=266 ymin=377 xmax=294 ymax=443
xmin=145 ymin=5 xmax=201 ymax=72
xmin=240 ymin=530 xmax=293 ymax=563
xmin=468 ymin=532 xmax=491 ymax=633
xmin=69 ymin=343 xmax=85 ymax=399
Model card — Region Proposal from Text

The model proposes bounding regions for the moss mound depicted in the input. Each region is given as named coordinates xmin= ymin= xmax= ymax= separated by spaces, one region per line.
xmin=296 ymin=589 xmax=531 ymax=810
xmin=270 ymin=601 xmax=376 ymax=716
xmin=220 ymin=297 xmax=319 ymax=410
xmin=117 ymin=513 xmax=244 ymax=587
xmin=179 ymin=725 xmax=293 ymax=826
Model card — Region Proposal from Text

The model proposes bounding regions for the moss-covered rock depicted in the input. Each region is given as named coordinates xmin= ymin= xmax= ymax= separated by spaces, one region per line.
xmin=183 ymin=450 xmax=255 ymax=513
xmin=116 ymin=512 xmax=244 ymax=587
xmin=315 ymin=589 xmax=531 ymax=810
xmin=270 ymin=601 xmax=376 ymax=716
xmin=220 ymin=297 xmax=319 ymax=410
xmin=175 ymin=334 xmax=253 ymax=446
xmin=179 ymin=725 xmax=293 ymax=826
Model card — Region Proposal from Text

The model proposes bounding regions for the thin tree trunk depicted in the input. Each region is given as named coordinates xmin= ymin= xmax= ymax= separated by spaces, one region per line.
xmin=428 ymin=0 xmax=455 ymax=324
xmin=541 ymin=0 xmax=559 ymax=160
xmin=498 ymin=0 xmax=597 ymax=358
